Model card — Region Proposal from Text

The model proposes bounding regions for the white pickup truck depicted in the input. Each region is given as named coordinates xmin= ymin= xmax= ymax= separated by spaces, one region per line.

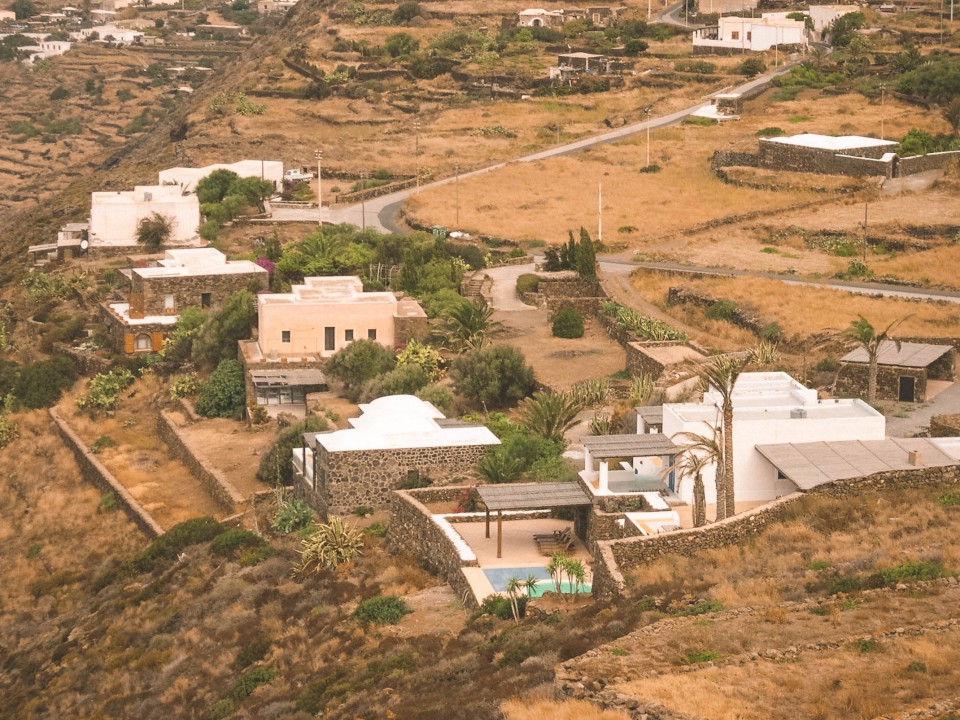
xmin=283 ymin=168 xmax=315 ymax=183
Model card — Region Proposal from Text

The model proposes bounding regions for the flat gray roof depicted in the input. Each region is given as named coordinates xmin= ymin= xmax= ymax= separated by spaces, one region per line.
xmin=842 ymin=340 xmax=953 ymax=368
xmin=477 ymin=482 xmax=592 ymax=512
xmin=581 ymin=433 xmax=678 ymax=459
xmin=756 ymin=438 xmax=958 ymax=490
xmin=250 ymin=369 xmax=327 ymax=386
xmin=635 ymin=406 xmax=664 ymax=424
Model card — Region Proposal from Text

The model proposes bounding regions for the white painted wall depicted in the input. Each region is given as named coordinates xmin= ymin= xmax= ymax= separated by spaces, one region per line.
xmin=89 ymin=186 xmax=200 ymax=247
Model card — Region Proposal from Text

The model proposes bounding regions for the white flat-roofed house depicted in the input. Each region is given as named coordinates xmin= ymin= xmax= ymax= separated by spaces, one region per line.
xmin=0 ymin=10 xmax=17 ymax=21
xmin=73 ymin=24 xmax=143 ymax=44
xmin=20 ymin=39 xmax=71 ymax=63
xmin=660 ymin=372 xmax=886 ymax=504
xmin=517 ymin=8 xmax=565 ymax=27
xmin=255 ymin=276 xmax=427 ymax=360
xmin=88 ymin=185 xmax=200 ymax=248
xmin=293 ymin=395 xmax=502 ymax=513
xmin=158 ymin=160 xmax=284 ymax=194
xmin=693 ymin=16 xmax=807 ymax=52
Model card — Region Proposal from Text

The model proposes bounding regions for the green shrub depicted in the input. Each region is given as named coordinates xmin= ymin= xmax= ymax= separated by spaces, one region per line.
xmin=364 ymin=521 xmax=387 ymax=538
xmin=89 ymin=436 xmax=117 ymax=454
xmin=295 ymin=517 xmax=365 ymax=574
xmin=211 ymin=529 xmax=267 ymax=555
xmin=204 ymin=699 xmax=236 ymax=720
xmin=271 ymin=496 xmax=314 ymax=534
xmin=755 ymin=127 xmax=784 ymax=137
xmin=880 ymin=560 xmax=944 ymax=584
xmin=516 ymin=273 xmax=539 ymax=294
xmin=638 ymin=163 xmax=661 ymax=173
xmin=684 ymin=649 xmax=722 ymax=664
xmin=672 ymin=600 xmax=725 ymax=617
xmin=758 ymin=322 xmax=783 ymax=342
xmin=76 ymin=369 xmax=135 ymax=414
xmin=0 ymin=414 xmax=18 ymax=450
xmin=936 ymin=491 xmax=960 ymax=506
xmin=98 ymin=491 xmax=117 ymax=513
xmin=853 ymin=639 xmax=878 ymax=653
xmin=475 ymin=593 xmax=528 ymax=620
xmin=450 ymin=346 xmax=535 ymax=410
xmin=705 ymin=299 xmax=737 ymax=321
xmin=352 ymin=595 xmax=411 ymax=626
xmin=113 ymin=517 xmax=224 ymax=580
xmin=169 ymin=373 xmax=200 ymax=401
xmin=14 ymin=356 xmax=78 ymax=408
xmin=195 ymin=359 xmax=246 ymax=419
xmin=600 ymin=301 xmax=686 ymax=341
xmin=828 ymin=575 xmax=863 ymax=595
xmin=325 ymin=339 xmax=396 ymax=402
xmin=735 ymin=58 xmax=766 ymax=77
xmin=552 ymin=307 xmax=584 ymax=339
xmin=814 ymin=356 xmax=839 ymax=372
xmin=230 ymin=666 xmax=275 ymax=700
xmin=233 ymin=638 xmax=271 ymax=670
xmin=256 ymin=415 xmax=330 ymax=486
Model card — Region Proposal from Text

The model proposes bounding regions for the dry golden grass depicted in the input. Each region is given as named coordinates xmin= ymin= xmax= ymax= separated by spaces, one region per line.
xmin=631 ymin=270 xmax=960 ymax=340
xmin=501 ymin=698 xmax=632 ymax=720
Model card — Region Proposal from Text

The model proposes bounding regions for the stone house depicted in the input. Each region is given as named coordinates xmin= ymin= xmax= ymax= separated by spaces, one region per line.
xmin=837 ymin=340 xmax=956 ymax=403
xmin=758 ymin=133 xmax=899 ymax=176
xmin=517 ymin=8 xmax=565 ymax=27
xmin=102 ymin=248 xmax=267 ymax=353
xmin=292 ymin=395 xmax=501 ymax=515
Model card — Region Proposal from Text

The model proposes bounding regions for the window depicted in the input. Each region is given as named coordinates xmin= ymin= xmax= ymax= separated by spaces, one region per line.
xmin=731 ymin=30 xmax=740 ymax=39
xmin=135 ymin=333 xmax=152 ymax=351
xmin=746 ymin=31 xmax=752 ymax=40
xmin=345 ymin=329 xmax=354 ymax=342
xmin=281 ymin=330 xmax=291 ymax=343
xmin=164 ymin=294 xmax=175 ymax=312
xmin=367 ymin=328 xmax=377 ymax=340
xmin=324 ymin=327 xmax=335 ymax=351
xmin=201 ymin=292 xmax=212 ymax=309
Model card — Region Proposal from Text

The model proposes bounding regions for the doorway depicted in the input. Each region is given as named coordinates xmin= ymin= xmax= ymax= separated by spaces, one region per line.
xmin=898 ymin=376 xmax=916 ymax=403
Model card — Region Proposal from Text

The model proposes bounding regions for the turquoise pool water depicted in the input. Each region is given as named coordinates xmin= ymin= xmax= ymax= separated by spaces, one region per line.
xmin=482 ymin=567 xmax=590 ymax=597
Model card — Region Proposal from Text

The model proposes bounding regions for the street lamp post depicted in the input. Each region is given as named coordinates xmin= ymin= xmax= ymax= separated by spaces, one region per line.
xmin=314 ymin=149 xmax=323 ymax=227
xmin=414 ymin=119 xmax=421 ymax=190
xmin=879 ymin=83 xmax=886 ymax=140
xmin=360 ymin=171 xmax=366 ymax=231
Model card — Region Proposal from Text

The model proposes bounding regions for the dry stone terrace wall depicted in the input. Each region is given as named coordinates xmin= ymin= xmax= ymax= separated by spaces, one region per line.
xmin=591 ymin=465 xmax=960 ymax=598
xmin=388 ymin=487 xmax=478 ymax=607
xmin=156 ymin=409 xmax=245 ymax=513
xmin=313 ymin=444 xmax=489 ymax=514
xmin=49 ymin=409 xmax=164 ymax=538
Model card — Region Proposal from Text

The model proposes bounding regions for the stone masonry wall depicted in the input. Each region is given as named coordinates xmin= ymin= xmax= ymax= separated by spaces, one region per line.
xmin=134 ymin=270 xmax=267 ymax=317
xmin=625 ymin=340 xmax=707 ymax=380
xmin=315 ymin=444 xmax=490 ymax=514
xmin=930 ymin=414 xmax=960 ymax=437
xmin=898 ymin=150 xmax=960 ymax=176
xmin=50 ymin=409 xmax=164 ymax=538
xmin=591 ymin=465 xmax=960 ymax=598
xmin=394 ymin=314 xmax=429 ymax=345
xmin=156 ymin=409 xmax=245 ymax=512
xmin=758 ymin=140 xmax=895 ymax=177
xmin=388 ymin=487 xmax=479 ymax=607
xmin=100 ymin=302 xmax=171 ymax=354
xmin=836 ymin=362 xmax=927 ymax=402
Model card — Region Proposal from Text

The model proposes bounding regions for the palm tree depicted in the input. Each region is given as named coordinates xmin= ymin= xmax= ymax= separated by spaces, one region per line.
xmin=505 ymin=577 xmax=523 ymax=623
xmin=441 ymin=300 xmax=502 ymax=352
xmin=669 ymin=427 xmax=723 ymax=527
xmin=547 ymin=552 xmax=567 ymax=596
xmin=564 ymin=558 xmax=586 ymax=599
xmin=699 ymin=355 xmax=746 ymax=520
xmin=942 ymin=99 xmax=960 ymax=138
xmin=524 ymin=572 xmax=541 ymax=599
xmin=475 ymin=449 xmax=523 ymax=485
xmin=519 ymin=391 xmax=582 ymax=445
xmin=842 ymin=315 xmax=905 ymax=405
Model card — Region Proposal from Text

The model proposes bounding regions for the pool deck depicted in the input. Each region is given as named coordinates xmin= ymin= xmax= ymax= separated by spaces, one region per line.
xmin=453 ymin=518 xmax=593 ymax=604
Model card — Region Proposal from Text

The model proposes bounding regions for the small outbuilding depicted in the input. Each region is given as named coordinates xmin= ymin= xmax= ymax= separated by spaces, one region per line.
xmin=838 ymin=340 xmax=956 ymax=403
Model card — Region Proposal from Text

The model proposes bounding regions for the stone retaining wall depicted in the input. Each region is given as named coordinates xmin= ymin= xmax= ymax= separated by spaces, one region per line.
xmin=836 ymin=362 xmax=927 ymax=402
xmin=625 ymin=340 xmax=707 ymax=380
xmin=388 ymin=487 xmax=479 ymax=606
xmin=156 ymin=410 xmax=245 ymax=512
xmin=310 ymin=443 xmax=491 ymax=515
xmin=591 ymin=465 xmax=960 ymax=598
xmin=667 ymin=287 xmax=771 ymax=337
xmin=898 ymin=150 xmax=960 ymax=176
xmin=49 ymin=409 xmax=164 ymax=538
xmin=930 ymin=414 xmax=960 ymax=437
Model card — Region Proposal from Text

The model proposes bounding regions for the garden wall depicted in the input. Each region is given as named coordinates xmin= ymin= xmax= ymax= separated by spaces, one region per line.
xmin=49 ymin=409 xmax=164 ymax=538
xmin=388 ymin=487 xmax=479 ymax=607
xmin=591 ymin=465 xmax=960 ymax=598
xmin=156 ymin=410 xmax=245 ymax=512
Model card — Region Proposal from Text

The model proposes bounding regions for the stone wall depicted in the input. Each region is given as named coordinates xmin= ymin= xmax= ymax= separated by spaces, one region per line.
xmin=591 ymin=465 xmax=960 ymax=598
xmin=667 ymin=287 xmax=771 ymax=337
xmin=387 ymin=487 xmax=479 ymax=606
xmin=312 ymin=443 xmax=491 ymax=514
xmin=898 ymin=150 xmax=960 ymax=176
xmin=132 ymin=269 xmax=267 ymax=317
xmin=100 ymin=302 xmax=172 ymax=355
xmin=930 ymin=414 xmax=960 ymax=437
xmin=394 ymin=313 xmax=429 ymax=345
xmin=49 ymin=409 xmax=164 ymax=538
xmin=836 ymin=361 xmax=927 ymax=402
xmin=758 ymin=139 xmax=895 ymax=177
xmin=54 ymin=344 xmax=113 ymax=376
xmin=156 ymin=410 xmax=245 ymax=512
xmin=709 ymin=150 xmax=760 ymax=172
xmin=625 ymin=340 xmax=707 ymax=380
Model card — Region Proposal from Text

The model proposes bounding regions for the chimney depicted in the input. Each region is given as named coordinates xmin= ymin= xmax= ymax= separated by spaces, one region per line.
xmin=790 ymin=408 xmax=807 ymax=419
xmin=908 ymin=450 xmax=923 ymax=467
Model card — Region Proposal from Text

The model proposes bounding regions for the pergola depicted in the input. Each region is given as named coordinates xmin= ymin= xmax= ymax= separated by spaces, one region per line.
xmin=476 ymin=482 xmax=593 ymax=558
xmin=580 ymin=433 xmax=680 ymax=493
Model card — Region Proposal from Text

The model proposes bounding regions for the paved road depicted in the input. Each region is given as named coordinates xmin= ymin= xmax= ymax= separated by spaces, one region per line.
xmin=266 ymin=61 xmax=801 ymax=233
xmin=599 ymin=258 xmax=960 ymax=305
xmin=482 ymin=263 xmax=539 ymax=312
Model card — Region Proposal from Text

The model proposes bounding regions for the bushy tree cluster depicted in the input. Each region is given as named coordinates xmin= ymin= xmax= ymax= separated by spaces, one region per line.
xmin=450 ymin=345 xmax=535 ymax=410
xmin=196 ymin=170 xmax=275 ymax=241
xmin=542 ymin=227 xmax=597 ymax=279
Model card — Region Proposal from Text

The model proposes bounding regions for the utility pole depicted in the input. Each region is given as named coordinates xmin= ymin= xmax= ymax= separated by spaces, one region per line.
xmin=862 ymin=201 xmax=869 ymax=262
xmin=360 ymin=171 xmax=366 ymax=231
xmin=414 ymin=119 xmax=421 ymax=190
xmin=879 ymin=83 xmax=885 ymax=140
xmin=314 ymin=149 xmax=323 ymax=227
xmin=454 ymin=164 xmax=460 ymax=227
xmin=598 ymin=182 xmax=602 ymax=245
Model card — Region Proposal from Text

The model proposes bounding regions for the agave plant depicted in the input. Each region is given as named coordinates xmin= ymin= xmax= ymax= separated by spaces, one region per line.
xmin=294 ymin=516 xmax=364 ymax=575
xmin=628 ymin=373 xmax=655 ymax=405
xmin=748 ymin=340 xmax=780 ymax=366
xmin=569 ymin=378 xmax=609 ymax=409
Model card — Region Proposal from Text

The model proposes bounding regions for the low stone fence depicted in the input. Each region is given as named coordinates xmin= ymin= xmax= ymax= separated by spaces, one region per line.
xmin=335 ymin=176 xmax=419 ymax=205
xmin=931 ymin=414 xmax=960 ymax=437
xmin=625 ymin=340 xmax=709 ymax=380
xmin=388 ymin=487 xmax=479 ymax=607
xmin=591 ymin=465 xmax=960 ymax=598
xmin=667 ymin=287 xmax=772 ymax=338
xmin=49 ymin=409 xmax=164 ymax=538
xmin=156 ymin=410 xmax=245 ymax=512
xmin=898 ymin=150 xmax=960 ymax=176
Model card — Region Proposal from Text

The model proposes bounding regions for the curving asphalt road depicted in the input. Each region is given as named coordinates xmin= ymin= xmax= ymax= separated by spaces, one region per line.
xmin=267 ymin=59 xmax=802 ymax=234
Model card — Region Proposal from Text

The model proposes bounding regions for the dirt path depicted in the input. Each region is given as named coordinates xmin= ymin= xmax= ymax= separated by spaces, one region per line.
xmin=483 ymin=263 xmax=539 ymax=312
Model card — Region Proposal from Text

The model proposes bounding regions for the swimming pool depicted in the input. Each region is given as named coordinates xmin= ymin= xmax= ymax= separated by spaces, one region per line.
xmin=482 ymin=566 xmax=591 ymax=598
